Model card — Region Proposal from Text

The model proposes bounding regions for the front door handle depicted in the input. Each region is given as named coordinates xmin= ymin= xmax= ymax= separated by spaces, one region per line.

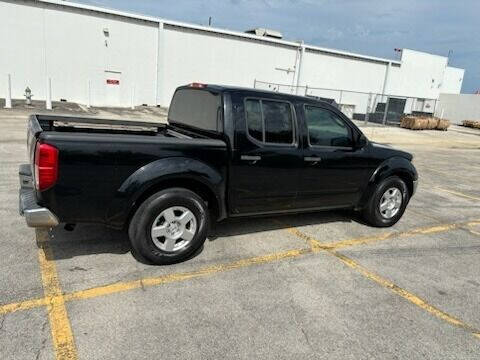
xmin=241 ymin=155 xmax=261 ymax=164
xmin=304 ymin=156 xmax=321 ymax=165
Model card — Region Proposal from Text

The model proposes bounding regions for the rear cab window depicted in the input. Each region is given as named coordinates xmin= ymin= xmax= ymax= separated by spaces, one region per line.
xmin=245 ymin=99 xmax=295 ymax=145
xmin=169 ymin=88 xmax=223 ymax=132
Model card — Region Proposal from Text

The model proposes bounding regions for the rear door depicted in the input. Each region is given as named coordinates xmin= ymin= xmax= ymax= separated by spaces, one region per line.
xmin=228 ymin=94 xmax=303 ymax=215
xmin=296 ymin=104 xmax=370 ymax=209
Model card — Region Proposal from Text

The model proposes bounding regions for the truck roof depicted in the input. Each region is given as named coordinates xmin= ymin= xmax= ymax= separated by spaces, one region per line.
xmin=176 ymin=84 xmax=333 ymax=105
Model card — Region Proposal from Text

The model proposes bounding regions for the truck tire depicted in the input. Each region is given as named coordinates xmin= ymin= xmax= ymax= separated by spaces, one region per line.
xmin=128 ymin=188 xmax=209 ymax=265
xmin=362 ymin=176 xmax=409 ymax=227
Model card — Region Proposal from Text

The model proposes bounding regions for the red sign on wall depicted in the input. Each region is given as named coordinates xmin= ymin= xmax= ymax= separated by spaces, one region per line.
xmin=106 ymin=79 xmax=120 ymax=85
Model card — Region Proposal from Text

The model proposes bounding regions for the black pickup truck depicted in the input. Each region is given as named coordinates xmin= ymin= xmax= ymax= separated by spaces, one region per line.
xmin=19 ymin=84 xmax=417 ymax=264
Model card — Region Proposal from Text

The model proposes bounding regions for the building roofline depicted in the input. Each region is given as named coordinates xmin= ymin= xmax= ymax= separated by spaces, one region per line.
xmin=401 ymin=48 xmax=449 ymax=60
xmin=36 ymin=0 xmax=160 ymax=23
xmin=445 ymin=66 xmax=465 ymax=72
xmin=35 ymin=0 xmax=401 ymax=65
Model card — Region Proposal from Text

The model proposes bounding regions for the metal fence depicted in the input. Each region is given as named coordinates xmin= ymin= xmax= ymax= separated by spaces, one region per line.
xmin=254 ymin=79 xmax=438 ymax=126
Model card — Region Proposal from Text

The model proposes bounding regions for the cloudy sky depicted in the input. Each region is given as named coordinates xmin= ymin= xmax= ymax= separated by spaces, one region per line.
xmin=78 ymin=0 xmax=478 ymax=93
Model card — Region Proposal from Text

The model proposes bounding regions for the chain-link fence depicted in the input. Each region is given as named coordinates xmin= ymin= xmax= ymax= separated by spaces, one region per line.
xmin=254 ymin=79 xmax=438 ymax=126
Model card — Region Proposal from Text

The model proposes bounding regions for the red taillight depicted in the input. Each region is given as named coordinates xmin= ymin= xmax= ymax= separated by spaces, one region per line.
xmin=34 ymin=143 xmax=59 ymax=191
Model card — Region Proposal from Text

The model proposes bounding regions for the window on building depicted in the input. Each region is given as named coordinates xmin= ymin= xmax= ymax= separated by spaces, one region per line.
xmin=246 ymin=99 xmax=294 ymax=145
xmin=304 ymin=105 xmax=352 ymax=147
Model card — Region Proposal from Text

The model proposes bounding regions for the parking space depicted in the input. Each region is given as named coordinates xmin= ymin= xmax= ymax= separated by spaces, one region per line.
xmin=1 ymin=306 xmax=53 ymax=360
xmin=66 ymin=254 xmax=479 ymax=360
xmin=1 ymin=112 xmax=480 ymax=359
xmin=341 ymin=229 xmax=480 ymax=327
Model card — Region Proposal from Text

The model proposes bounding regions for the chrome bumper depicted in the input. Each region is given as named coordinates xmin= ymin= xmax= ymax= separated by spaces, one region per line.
xmin=19 ymin=164 xmax=59 ymax=228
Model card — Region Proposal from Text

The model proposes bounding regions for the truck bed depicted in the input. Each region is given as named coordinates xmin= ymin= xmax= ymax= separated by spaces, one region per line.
xmin=33 ymin=114 xmax=189 ymax=137
xmin=26 ymin=114 xmax=228 ymax=228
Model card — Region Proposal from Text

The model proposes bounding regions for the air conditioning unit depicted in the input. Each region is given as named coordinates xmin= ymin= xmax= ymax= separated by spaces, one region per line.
xmin=245 ymin=28 xmax=283 ymax=39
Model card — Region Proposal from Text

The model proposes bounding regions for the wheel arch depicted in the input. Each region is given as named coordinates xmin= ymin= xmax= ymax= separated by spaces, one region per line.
xmin=106 ymin=157 xmax=227 ymax=229
xmin=358 ymin=157 xmax=417 ymax=209
xmin=126 ymin=177 xmax=222 ymax=229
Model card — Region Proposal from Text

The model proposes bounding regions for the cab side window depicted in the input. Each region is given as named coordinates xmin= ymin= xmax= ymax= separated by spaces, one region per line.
xmin=304 ymin=106 xmax=353 ymax=148
xmin=263 ymin=100 xmax=294 ymax=144
xmin=245 ymin=99 xmax=263 ymax=142
xmin=245 ymin=99 xmax=294 ymax=145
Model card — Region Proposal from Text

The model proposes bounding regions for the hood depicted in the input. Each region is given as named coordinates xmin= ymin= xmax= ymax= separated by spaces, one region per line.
xmin=370 ymin=142 xmax=413 ymax=161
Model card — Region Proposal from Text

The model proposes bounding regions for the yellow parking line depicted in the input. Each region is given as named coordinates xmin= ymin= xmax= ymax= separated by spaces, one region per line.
xmin=0 ymin=297 xmax=48 ymax=315
xmin=436 ymin=187 xmax=480 ymax=202
xmin=284 ymin=224 xmax=480 ymax=338
xmin=0 ymin=218 xmax=478 ymax=323
xmin=330 ymin=222 xmax=465 ymax=249
xmin=281 ymin=225 xmax=325 ymax=251
xmin=284 ymin=220 xmax=478 ymax=251
xmin=36 ymin=230 xmax=78 ymax=360
xmin=64 ymin=248 xmax=310 ymax=303
xmin=1 ymin=248 xmax=310 ymax=317
xmin=329 ymin=249 xmax=480 ymax=338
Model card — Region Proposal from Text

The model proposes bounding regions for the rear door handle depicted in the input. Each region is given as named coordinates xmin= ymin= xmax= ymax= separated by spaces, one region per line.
xmin=241 ymin=155 xmax=261 ymax=164
xmin=304 ymin=156 xmax=321 ymax=164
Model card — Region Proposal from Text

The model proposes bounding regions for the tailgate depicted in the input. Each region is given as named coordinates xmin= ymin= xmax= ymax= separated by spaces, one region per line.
xmin=27 ymin=115 xmax=43 ymax=167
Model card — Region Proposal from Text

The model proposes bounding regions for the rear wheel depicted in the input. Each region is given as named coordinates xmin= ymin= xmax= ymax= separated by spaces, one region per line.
xmin=128 ymin=188 xmax=209 ymax=265
xmin=362 ymin=176 xmax=409 ymax=227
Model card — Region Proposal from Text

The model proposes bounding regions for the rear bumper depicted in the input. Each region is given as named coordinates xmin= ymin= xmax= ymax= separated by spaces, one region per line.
xmin=19 ymin=164 xmax=59 ymax=228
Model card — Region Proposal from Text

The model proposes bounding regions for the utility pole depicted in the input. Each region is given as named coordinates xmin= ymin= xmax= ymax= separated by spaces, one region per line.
xmin=381 ymin=62 xmax=391 ymax=125
xmin=295 ymin=41 xmax=305 ymax=96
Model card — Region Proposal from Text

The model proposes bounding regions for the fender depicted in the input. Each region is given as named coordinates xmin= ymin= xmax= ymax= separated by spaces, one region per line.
xmin=106 ymin=157 xmax=226 ymax=228
xmin=358 ymin=156 xmax=418 ymax=209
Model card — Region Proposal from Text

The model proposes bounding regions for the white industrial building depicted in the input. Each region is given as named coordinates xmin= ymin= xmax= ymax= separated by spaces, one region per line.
xmin=0 ymin=0 xmax=465 ymax=117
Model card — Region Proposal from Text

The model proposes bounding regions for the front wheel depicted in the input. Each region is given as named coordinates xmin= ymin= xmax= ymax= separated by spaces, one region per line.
xmin=128 ymin=188 xmax=209 ymax=265
xmin=362 ymin=176 xmax=409 ymax=227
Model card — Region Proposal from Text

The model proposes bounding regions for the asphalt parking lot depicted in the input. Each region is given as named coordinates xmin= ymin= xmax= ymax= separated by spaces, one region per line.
xmin=1 ymin=109 xmax=479 ymax=359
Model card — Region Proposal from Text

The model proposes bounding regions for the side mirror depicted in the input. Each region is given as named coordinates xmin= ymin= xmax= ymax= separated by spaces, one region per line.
xmin=356 ymin=134 xmax=368 ymax=149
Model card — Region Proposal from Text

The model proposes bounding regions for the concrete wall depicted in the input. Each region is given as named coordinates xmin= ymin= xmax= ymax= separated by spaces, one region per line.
xmin=160 ymin=25 xmax=299 ymax=108
xmin=302 ymin=50 xmax=387 ymax=94
xmin=300 ymin=49 xmax=388 ymax=114
xmin=0 ymin=0 xmax=158 ymax=107
xmin=442 ymin=67 xmax=465 ymax=94
xmin=0 ymin=0 xmax=466 ymax=109
xmin=388 ymin=49 xmax=448 ymax=99
xmin=435 ymin=94 xmax=480 ymax=124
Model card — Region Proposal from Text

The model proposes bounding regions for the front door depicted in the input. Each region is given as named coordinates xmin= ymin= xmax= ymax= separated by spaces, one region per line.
xmin=104 ymin=71 xmax=122 ymax=107
xmin=296 ymin=104 xmax=370 ymax=209
xmin=229 ymin=96 xmax=303 ymax=215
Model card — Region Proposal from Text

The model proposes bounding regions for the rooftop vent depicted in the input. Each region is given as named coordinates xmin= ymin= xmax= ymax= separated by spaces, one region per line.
xmin=245 ymin=28 xmax=283 ymax=39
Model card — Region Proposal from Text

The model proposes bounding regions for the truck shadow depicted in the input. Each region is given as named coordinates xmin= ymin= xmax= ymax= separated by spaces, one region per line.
xmin=209 ymin=209 xmax=361 ymax=239
xmin=41 ymin=209 xmax=361 ymax=263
